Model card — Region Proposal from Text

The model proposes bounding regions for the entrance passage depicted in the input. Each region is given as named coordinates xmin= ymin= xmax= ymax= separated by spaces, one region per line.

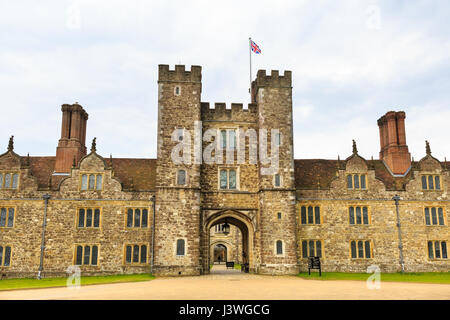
xmin=213 ymin=244 xmax=227 ymax=264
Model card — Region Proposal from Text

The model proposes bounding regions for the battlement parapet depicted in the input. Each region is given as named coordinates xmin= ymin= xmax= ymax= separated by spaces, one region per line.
xmin=158 ymin=64 xmax=202 ymax=83
xmin=201 ymin=102 xmax=257 ymax=122
xmin=255 ymin=69 xmax=292 ymax=88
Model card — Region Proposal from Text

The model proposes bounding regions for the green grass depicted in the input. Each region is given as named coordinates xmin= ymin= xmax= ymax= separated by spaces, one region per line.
xmin=0 ymin=273 xmax=155 ymax=291
xmin=234 ymin=263 xmax=242 ymax=270
xmin=298 ymin=272 xmax=450 ymax=284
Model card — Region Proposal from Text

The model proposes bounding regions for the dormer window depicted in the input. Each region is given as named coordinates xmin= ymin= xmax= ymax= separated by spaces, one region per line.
xmin=422 ymin=175 xmax=441 ymax=190
xmin=81 ymin=174 xmax=103 ymax=191
xmin=0 ymin=172 xmax=19 ymax=189
xmin=347 ymin=174 xmax=367 ymax=190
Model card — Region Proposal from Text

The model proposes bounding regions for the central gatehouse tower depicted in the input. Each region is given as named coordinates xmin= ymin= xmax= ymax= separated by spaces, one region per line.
xmin=153 ymin=65 xmax=299 ymax=276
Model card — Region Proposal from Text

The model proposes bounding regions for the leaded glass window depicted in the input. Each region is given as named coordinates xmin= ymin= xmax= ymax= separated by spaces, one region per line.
xmin=86 ymin=209 xmax=92 ymax=227
xmin=133 ymin=245 xmax=139 ymax=263
xmin=229 ymin=170 xmax=236 ymax=189
xmin=89 ymin=174 xmax=95 ymax=189
xmin=7 ymin=208 xmax=14 ymax=228
xmin=425 ymin=208 xmax=431 ymax=225
xmin=229 ymin=130 xmax=236 ymax=149
xmin=365 ymin=241 xmax=371 ymax=258
xmin=309 ymin=240 xmax=314 ymax=257
xmin=78 ymin=209 xmax=85 ymax=227
xmin=127 ymin=209 xmax=133 ymax=227
xmin=221 ymin=130 xmax=227 ymax=149
xmin=220 ymin=170 xmax=227 ymax=189
xmin=96 ymin=175 xmax=102 ymax=190
xmin=0 ymin=173 xmax=3 ymax=188
xmin=94 ymin=209 xmax=100 ymax=228
xmin=357 ymin=241 xmax=364 ymax=258
xmin=347 ymin=175 xmax=353 ymax=189
xmin=142 ymin=209 xmax=148 ymax=228
xmin=351 ymin=241 xmax=357 ymax=258
xmin=0 ymin=208 xmax=6 ymax=227
xmin=126 ymin=208 xmax=149 ymax=228
xmin=134 ymin=209 xmax=141 ymax=227
xmin=438 ymin=208 xmax=444 ymax=226
xmin=12 ymin=174 xmax=18 ymax=189
xmin=428 ymin=241 xmax=434 ymax=259
xmin=84 ymin=246 xmax=91 ymax=264
xmin=349 ymin=207 xmax=355 ymax=224
xmin=3 ymin=246 xmax=11 ymax=266
xmin=141 ymin=245 xmax=147 ymax=263
xmin=349 ymin=206 xmax=369 ymax=225
xmin=422 ymin=176 xmax=427 ymax=189
xmin=307 ymin=206 xmax=313 ymax=224
xmin=314 ymin=206 xmax=320 ymax=224
xmin=4 ymin=174 xmax=11 ymax=188
xmin=316 ymin=241 xmax=322 ymax=258
xmin=81 ymin=174 xmax=88 ymax=190
xmin=301 ymin=207 xmax=307 ymax=224
xmin=302 ymin=241 xmax=307 ymax=258
xmin=431 ymin=208 xmax=437 ymax=225
xmin=356 ymin=207 xmax=362 ymax=224
xmin=274 ymin=174 xmax=281 ymax=187
xmin=76 ymin=246 xmax=83 ymax=265
xmin=91 ymin=246 xmax=98 ymax=265
xmin=126 ymin=246 xmax=132 ymax=263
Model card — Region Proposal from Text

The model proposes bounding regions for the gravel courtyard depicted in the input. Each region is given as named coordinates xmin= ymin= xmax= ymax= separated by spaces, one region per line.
xmin=1 ymin=265 xmax=449 ymax=300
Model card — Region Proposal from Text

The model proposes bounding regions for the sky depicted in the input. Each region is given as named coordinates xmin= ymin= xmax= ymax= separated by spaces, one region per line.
xmin=0 ymin=0 xmax=449 ymax=161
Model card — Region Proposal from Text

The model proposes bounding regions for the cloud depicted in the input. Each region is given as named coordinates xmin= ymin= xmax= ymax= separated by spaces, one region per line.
xmin=0 ymin=0 xmax=448 ymax=162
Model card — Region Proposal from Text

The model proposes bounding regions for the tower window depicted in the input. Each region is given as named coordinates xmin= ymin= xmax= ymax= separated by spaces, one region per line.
xmin=177 ymin=170 xmax=186 ymax=185
xmin=219 ymin=168 xmax=238 ymax=190
xmin=276 ymin=240 xmax=283 ymax=255
xmin=174 ymin=86 xmax=181 ymax=96
xmin=274 ymin=174 xmax=281 ymax=187
xmin=176 ymin=239 xmax=185 ymax=256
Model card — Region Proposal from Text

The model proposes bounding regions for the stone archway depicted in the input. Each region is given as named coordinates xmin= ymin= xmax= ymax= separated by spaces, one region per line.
xmin=202 ymin=210 xmax=255 ymax=274
xmin=213 ymin=244 xmax=227 ymax=264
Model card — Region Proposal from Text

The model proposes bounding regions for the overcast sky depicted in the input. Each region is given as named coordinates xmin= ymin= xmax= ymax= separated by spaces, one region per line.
xmin=1 ymin=0 xmax=449 ymax=161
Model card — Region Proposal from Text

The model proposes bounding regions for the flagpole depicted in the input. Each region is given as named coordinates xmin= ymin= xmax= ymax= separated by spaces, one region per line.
xmin=249 ymin=37 xmax=252 ymax=97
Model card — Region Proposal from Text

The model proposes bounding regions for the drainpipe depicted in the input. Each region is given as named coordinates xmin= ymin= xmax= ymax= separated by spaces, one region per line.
xmin=37 ymin=194 xmax=51 ymax=279
xmin=393 ymin=195 xmax=405 ymax=273
xmin=150 ymin=195 xmax=156 ymax=275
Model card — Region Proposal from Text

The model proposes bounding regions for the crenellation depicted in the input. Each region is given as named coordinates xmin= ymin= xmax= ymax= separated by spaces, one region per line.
xmin=158 ymin=64 xmax=202 ymax=83
xmin=255 ymin=69 xmax=292 ymax=88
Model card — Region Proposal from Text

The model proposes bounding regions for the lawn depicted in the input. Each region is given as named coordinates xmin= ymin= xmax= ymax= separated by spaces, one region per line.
xmin=0 ymin=274 xmax=154 ymax=291
xmin=298 ymin=272 xmax=450 ymax=284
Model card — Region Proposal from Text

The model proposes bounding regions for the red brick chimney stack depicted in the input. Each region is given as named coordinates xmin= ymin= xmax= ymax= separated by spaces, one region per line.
xmin=377 ymin=111 xmax=411 ymax=175
xmin=54 ymin=103 xmax=88 ymax=173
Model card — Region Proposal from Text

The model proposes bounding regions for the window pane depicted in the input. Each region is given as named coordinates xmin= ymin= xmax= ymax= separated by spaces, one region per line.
xmin=76 ymin=246 xmax=83 ymax=265
xmin=220 ymin=170 xmax=227 ymax=189
xmin=316 ymin=241 xmax=322 ymax=258
xmin=354 ymin=175 xmax=360 ymax=189
xmin=277 ymin=212 xmax=282 ymax=219
xmin=435 ymin=176 xmax=441 ymax=190
xmin=307 ymin=206 xmax=314 ymax=224
xmin=424 ymin=208 xmax=430 ymax=225
xmin=96 ymin=175 xmax=102 ymax=190
xmin=0 ymin=208 xmax=6 ymax=227
xmin=421 ymin=176 xmax=427 ymax=190
xmin=4 ymin=174 xmax=11 ymax=188
xmin=81 ymin=174 xmax=88 ymax=190
xmin=356 ymin=207 xmax=362 ymax=224
xmin=363 ymin=207 xmax=369 ymax=225
xmin=221 ymin=130 xmax=227 ymax=149
xmin=428 ymin=176 xmax=434 ymax=190
xmin=274 ymin=174 xmax=280 ymax=187
xmin=302 ymin=241 xmax=307 ymax=258
xmin=94 ymin=209 xmax=100 ymax=228
xmin=142 ymin=209 xmax=148 ymax=228
xmin=428 ymin=241 xmax=434 ymax=259
xmin=442 ymin=242 xmax=448 ymax=259
xmin=177 ymin=170 xmax=186 ymax=185
xmin=431 ymin=208 xmax=437 ymax=225
xmin=301 ymin=207 xmax=307 ymax=224
xmin=7 ymin=208 xmax=14 ymax=227
xmin=229 ymin=170 xmax=236 ymax=189
xmin=4 ymin=246 xmax=11 ymax=266
xmin=91 ymin=246 xmax=98 ymax=265
xmin=133 ymin=245 xmax=139 ymax=263
xmin=89 ymin=174 xmax=95 ymax=189
xmin=176 ymin=239 xmax=185 ymax=256
xmin=358 ymin=241 xmax=364 ymax=258
xmin=12 ymin=173 xmax=18 ymax=189
xmin=127 ymin=209 xmax=133 ymax=227
xmin=126 ymin=245 xmax=132 ymax=263
xmin=314 ymin=206 xmax=320 ymax=224
xmin=86 ymin=209 xmax=92 ymax=227
xmin=229 ymin=130 xmax=236 ymax=149
xmin=309 ymin=240 xmax=314 ymax=257
xmin=78 ymin=209 xmax=85 ymax=227
xmin=84 ymin=246 xmax=91 ymax=265
xmin=276 ymin=133 xmax=281 ymax=146
xmin=365 ymin=241 xmax=371 ymax=258
xmin=0 ymin=173 xmax=3 ymax=188
xmin=347 ymin=175 xmax=353 ymax=189
xmin=276 ymin=240 xmax=283 ymax=255
xmin=0 ymin=247 xmax=2 ymax=266
xmin=351 ymin=241 xmax=356 ymax=259
xmin=435 ymin=241 xmax=441 ymax=258
xmin=438 ymin=208 xmax=444 ymax=226
xmin=141 ymin=245 xmax=147 ymax=263
xmin=134 ymin=209 xmax=141 ymax=227
xmin=349 ymin=207 xmax=355 ymax=224
xmin=361 ymin=175 xmax=366 ymax=189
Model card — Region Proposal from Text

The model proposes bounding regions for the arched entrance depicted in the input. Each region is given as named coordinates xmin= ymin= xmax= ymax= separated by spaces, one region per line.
xmin=202 ymin=210 xmax=255 ymax=273
xmin=213 ymin=244 xmax=227 ymax=264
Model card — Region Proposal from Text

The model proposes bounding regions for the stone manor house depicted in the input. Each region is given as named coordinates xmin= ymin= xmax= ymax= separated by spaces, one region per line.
xmin=0 ymin=65 xmax=448 ymax=278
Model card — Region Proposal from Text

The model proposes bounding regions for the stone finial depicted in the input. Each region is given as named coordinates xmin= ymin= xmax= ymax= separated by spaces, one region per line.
xmin=425 ymin=140 xmax=431 ymax=155
xmin=7 ymin=135 xmax=14 ymax=151
xmin=352 ymin=139 xmax=358 ymax=155
xmin=91 ymin=137 xmax=97 ymax=153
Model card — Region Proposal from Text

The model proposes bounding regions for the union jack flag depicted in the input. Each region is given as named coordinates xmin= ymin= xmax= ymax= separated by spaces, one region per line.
xmin=250 ymin=40 xmax=261 ymax=54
